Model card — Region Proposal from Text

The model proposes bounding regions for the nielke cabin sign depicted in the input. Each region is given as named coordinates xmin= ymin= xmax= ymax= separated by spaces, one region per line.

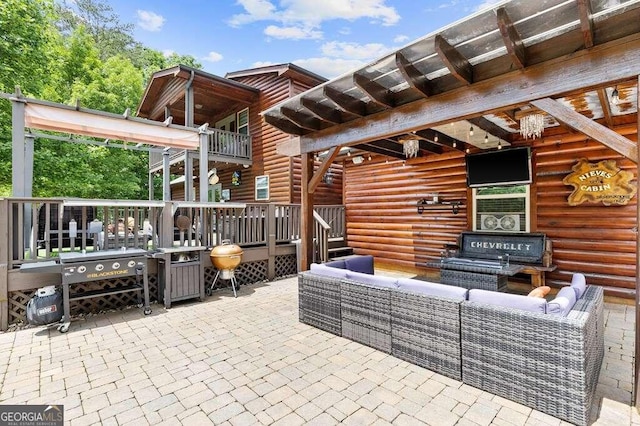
xmin=563 ymin=159 xmax=637 ymax=206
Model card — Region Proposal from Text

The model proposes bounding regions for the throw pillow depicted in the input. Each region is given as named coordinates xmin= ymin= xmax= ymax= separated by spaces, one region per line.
xmin=527 ymin=286 xmax=551 ymax=298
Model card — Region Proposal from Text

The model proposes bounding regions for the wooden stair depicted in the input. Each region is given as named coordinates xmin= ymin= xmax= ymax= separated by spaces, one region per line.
xmin=328 ymin=237 xmax=353 ymax=259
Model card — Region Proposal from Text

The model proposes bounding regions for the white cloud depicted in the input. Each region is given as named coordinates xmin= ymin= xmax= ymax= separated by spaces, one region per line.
xmin=137 ymin=10 xmax=165 ymax=32
xmin=473 ymin=0 xmax=503 ymax=12
xmin=229 ymin=0 xmax=400 ymax=32
xmin=264 ymin=25 xmax=322 ymax=40
xmin=162 ymin=49 xmax=175 ymax=58
xmin=293 ymin=57 xmax=366 ymax=79
xmin=393 ymin=34 xmax=409 ymax=43
xmin=203 ymin=51 xmax=224 ymax=62
xmin=252 ymin=60 xmax=278 ymax=68
xmin=321 ymin=41 xmax=392 ymax=60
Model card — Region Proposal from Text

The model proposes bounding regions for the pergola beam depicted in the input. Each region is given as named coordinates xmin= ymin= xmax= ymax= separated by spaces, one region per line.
xmin=287 ymin=33 xmax=640 ymax=155
xmin=353 ymin=141 xmax=407 ymax=159
xmin=577 ymin=0 xmax=594 ymax=49
xmin=395 ymin=52 xmax=432 ymax=97
xmin=263 ymin=114 xmax=305 ymax=135
xmin=496 ymin=7 xmax=526 ymax=69
xmin=413 ymin=129 xmax=467 ymax=151
xmin=323 ymin=86 xmax=367 ymax=116
xmin=354 ymin=73 xmax=394 ymax=108
xmin=531 ymin=97 xmax=637 ymax=162
xmin=596 ymin=88 xmax=614 ymax=127
xmin=281 ymin=106 xmax=323 ymax=131
xmin=301 ymin=97 xmax=343 ymax=124
xmin=308 ymin=146 xmax=341 ymax=193
xmin=467 ymin=116 xmax=515 ymax=142
xmin=434 ymin=34 xmax=473 ymax=85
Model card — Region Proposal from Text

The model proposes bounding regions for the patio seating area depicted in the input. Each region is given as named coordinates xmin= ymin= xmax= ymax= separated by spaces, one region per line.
xmin=0 ymin=275 xmax=636 ymax=425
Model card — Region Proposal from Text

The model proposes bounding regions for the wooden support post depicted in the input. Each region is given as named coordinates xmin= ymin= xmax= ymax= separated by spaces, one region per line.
xmin=267 ymin=204 xmax=277 ymax=280
xmin=199 ymin=133 xmax=208 ymax=203
xmin=300 ymin=153 xmax=315 ymax=270
xmin=11 ymin=87 xmax=26 ymax=197
xmin=0 ymin=199 xmax=8 ymax=331
xmin=162 ymin=150 xmax=171 ymax=201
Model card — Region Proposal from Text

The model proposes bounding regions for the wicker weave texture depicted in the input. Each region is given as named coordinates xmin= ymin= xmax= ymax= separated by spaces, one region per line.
xmin=461 ymin=286 xmax=604 ymax=426
xmin=298 ymin=273 xmax=342 ymax=335
xmin=340 ymin=280 xmax=391 ymax=353
xmin=441 ymin=269 xmax=507 ymax=291
xmin=391 ymin=291 xmax=463 ymax=380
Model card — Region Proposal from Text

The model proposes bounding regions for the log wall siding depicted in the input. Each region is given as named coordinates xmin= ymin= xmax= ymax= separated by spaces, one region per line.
xmin=343 ymin=152 xmax=469 ymax=271
xmin=343 ymin=127 xmax=638 ymax=297
xmin=533 ymin=130 xmax=638 ymax=297
xmin=222 ymin=73 xmax=342 ymax=205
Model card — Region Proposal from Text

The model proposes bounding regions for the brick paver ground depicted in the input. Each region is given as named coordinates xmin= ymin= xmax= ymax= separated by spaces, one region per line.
xmin=0 ymin=275 xmax=637 ymax=425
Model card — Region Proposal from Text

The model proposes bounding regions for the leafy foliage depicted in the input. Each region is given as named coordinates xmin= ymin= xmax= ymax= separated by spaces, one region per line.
xmin=0 ymin=0 xmax=202 ymax=199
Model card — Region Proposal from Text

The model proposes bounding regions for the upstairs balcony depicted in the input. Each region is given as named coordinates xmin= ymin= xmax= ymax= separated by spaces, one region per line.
xmin=149 ymin=128 xmax=252 ymax=172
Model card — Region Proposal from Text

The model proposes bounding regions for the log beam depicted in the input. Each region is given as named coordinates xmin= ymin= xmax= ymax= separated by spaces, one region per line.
xmin=434 ymin=34 xmax=473 ymax=85
xmin=264 ymin=114 xmax=305 ymax=135
xmin=496 ymin=7 xmax=526 ymax=69
xmin=354 ymin=140 xmax=405 ymax=159
xmin=596 ymin=88 xmax=614 ymax=127
xmin=467 ymin=116 xmax=515 ymax=142
xmin=413 ymin=129 xmax=467 ymax=151
xmin=531 ymin=97 xmax=637 ymax=162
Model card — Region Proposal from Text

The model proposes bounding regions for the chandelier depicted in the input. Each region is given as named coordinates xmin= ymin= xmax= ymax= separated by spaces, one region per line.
xmin=401 ymin=138 xmax=420 ymax=158
xmin=519 ymin=113 xmax=545 ymax=139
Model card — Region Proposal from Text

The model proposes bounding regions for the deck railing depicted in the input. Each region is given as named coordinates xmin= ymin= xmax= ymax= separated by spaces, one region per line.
xmin=149 ymin=128 xmax=252 ymax=170
xmin=0 ymin=198 xmax=345 ymax=268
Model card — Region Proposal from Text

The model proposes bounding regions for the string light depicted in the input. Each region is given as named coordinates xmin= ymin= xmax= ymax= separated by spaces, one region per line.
xmin=452 ymin=141 xmax=457 ymax=148
xmin=611 ymin=86 xmax=620 ymax=105
xmin=498 ymin=141 xmax=502 ymax=150
xmin=469 ymin=126 xmax=474 ymax=136
xmin=484 ymin=133 xmax=489 ymax=144
xmin=434 ymin=134 xmax=439 ymax=142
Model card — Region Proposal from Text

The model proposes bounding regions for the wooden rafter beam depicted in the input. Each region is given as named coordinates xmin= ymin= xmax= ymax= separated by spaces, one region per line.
xmin=496 ymin=7 xmax=526 ymax=70
xmin=467 ymin=116 xmax=515 ymax=142
xmin=413 ymin=129 xmax=467 ymax=151
xmin=324 ymin=86 xmax=367 ymax=116
xmin=577 ymin=0 xmax=594 ymax=49
xmin=309 ymin=146 xmax=340 ymax=193
xmin=281 ymin=106 xmax=323 ymax=131
xmin=353 ymin=73 xmax=394 ymax=108
xmin=264 ymin=114 xmax=305 ymax=135
xmin=301 ymin=97 xmax=343 ymax=124
xmin=434 ymin=34 xmax=473 ymax=85
xmin=288 ymin=33 xmax=640 ymax=155
xmin=354 ymin=141 xmax=406 ymax=160
xmin=395 ymin=52 xmax=432 ymax=97
xmin=531 ymin=97 xmax=637 ymax=162
xmin=596 ymin=88 xmax=614 ymax=127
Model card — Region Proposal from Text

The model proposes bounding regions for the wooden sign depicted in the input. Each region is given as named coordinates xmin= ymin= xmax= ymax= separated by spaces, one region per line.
xmin=562 ymin=159 xmax=637 ymax=206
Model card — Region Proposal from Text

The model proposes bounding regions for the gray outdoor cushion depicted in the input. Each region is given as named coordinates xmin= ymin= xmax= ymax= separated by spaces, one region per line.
xmin=346 ymin=271 xmax=398 ymax=288
xmin=397 ymin=278 xmax=468 ymax=300
xmin=548 ymin=286 xmax=577 ymax=316
xmin=468 ymin=289 xmax=547 ymax=313
xmin=309 ymin=263 xmax=348 ymax=278
xmin=570 ymin=273 xmax=587 ymax=299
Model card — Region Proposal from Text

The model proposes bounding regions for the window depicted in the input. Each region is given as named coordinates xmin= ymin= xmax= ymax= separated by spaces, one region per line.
xmin=255 ymin=175 xmax=269 ymax=201
xmin=237 ymin=108 xmax=249 ymax=135
xmin=473 ymin=185 xmax=530 ymax=233
xmin=208 ymin=183 xmax=222 ymax=202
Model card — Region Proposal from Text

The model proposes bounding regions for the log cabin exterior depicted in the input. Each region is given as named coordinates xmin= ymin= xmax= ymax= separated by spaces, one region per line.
xmin=137 ymin=64 xmax=342 ymax=205
xmin=260 ymin=0 xmax=640 ymax=401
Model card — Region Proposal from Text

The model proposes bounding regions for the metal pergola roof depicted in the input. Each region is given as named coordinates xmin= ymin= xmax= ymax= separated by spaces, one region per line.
xmin=263 ymin=0 xmax=640 ymax=157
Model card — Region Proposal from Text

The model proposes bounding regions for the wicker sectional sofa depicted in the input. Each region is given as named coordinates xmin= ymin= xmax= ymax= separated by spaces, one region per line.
xmin=298 ymin=255 xmax=604 ymax=426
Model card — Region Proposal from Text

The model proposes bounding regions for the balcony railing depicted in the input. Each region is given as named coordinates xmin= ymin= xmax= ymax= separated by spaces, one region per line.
xmin=149 ymin=128 xmax=252 ymax=170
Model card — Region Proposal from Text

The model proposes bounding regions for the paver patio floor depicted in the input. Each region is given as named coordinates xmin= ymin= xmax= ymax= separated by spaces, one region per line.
xmin=0 ymin=276 xmax=638 ymax=425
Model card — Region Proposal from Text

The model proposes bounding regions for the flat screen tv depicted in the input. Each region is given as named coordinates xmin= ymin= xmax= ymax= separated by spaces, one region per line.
xmin=466 ymin=147 xmax=532 ymax=187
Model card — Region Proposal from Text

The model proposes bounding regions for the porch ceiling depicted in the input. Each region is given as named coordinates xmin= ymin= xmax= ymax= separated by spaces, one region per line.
xmin=264 ymin=0 xmax=640 ymax=157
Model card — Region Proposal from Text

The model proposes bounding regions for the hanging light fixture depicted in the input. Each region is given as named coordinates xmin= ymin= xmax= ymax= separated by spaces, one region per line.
xmin=399 ymin=136 xmax=420 ymax=158
xmin=497 ymin=141 xmax=502 ymax=150
xmin=469 ymin=126 xmax=474 ymax=136
xmin=434 ymin=134 xmax=439 ymax=142
xmin=452 ymin=141 xmax=457 ymax=148
xmin=611 ymin=86 xmax=620 ymax=105
xmin=519 ymin=112 xmax=545 ymax=139
xmin=484 ymin=133 xmax=489 ymax=144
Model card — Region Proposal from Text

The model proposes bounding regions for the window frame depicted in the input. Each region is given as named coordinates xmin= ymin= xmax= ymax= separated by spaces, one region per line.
xmin=472 ymin=185 xmax=531 ymax=233
xmin=255 ymin=175 xmax=269 ymax=201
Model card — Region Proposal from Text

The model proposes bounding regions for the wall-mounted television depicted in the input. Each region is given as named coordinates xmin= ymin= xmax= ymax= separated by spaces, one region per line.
xmin=466 ymin=147 xmax=532 ymax=187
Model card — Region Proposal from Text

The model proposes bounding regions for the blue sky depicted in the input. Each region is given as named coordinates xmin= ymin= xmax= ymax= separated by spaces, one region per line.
xmin=107 ymin=0 xmax=503 ymax=79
